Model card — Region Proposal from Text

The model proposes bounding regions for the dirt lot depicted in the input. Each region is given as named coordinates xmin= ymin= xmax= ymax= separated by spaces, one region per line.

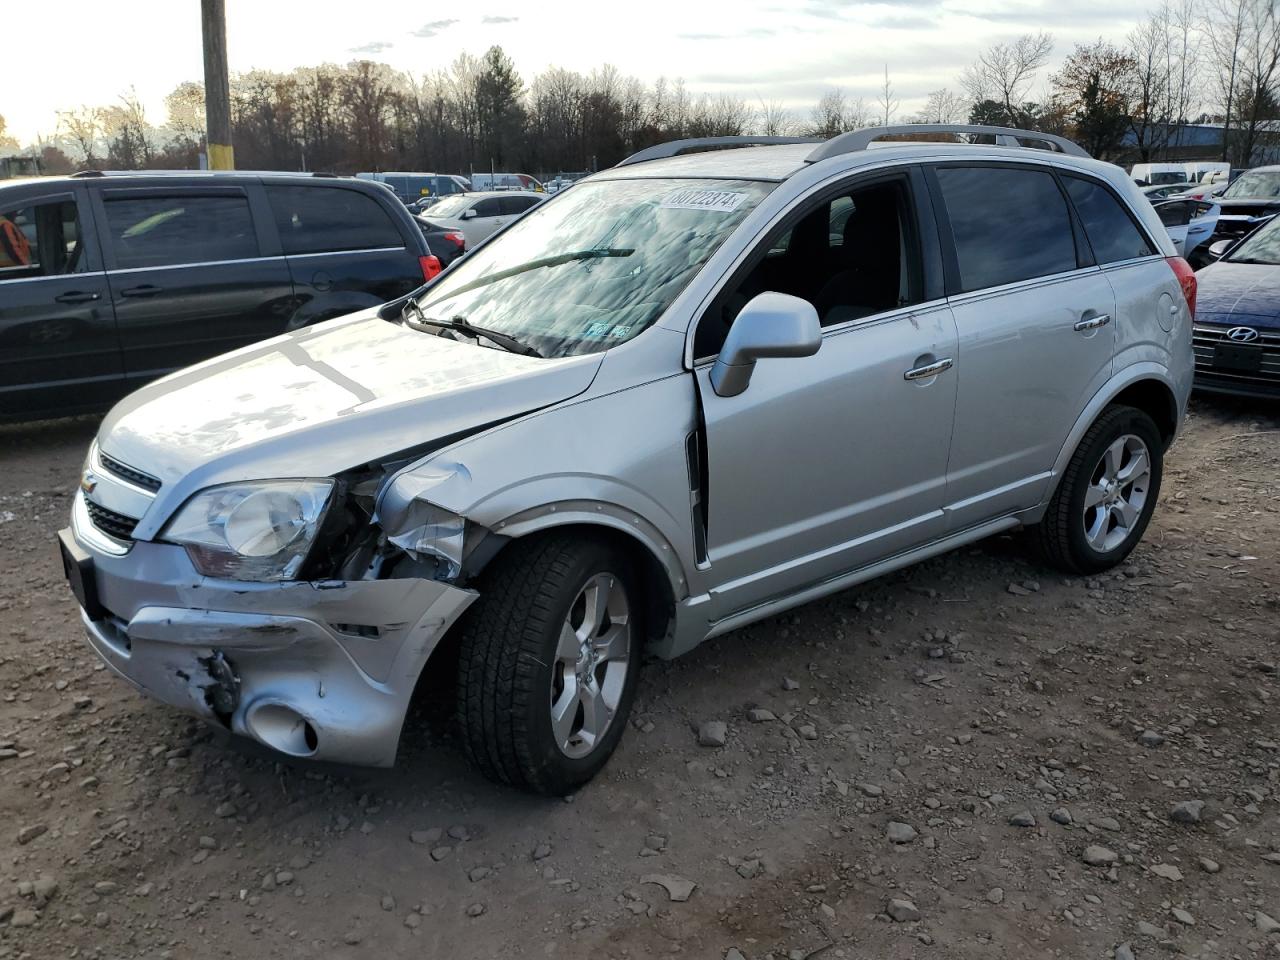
xmin=1 ymin=396 xmax=1278 ymax=960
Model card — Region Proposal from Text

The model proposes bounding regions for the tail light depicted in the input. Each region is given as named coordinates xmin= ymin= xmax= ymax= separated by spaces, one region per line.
xmin=419 ymin=255 xmax=443 ymax=282
xmin=1165 ymin=256 xmax=1196 ymax=319
xmin=443 ymin=231 xmax=465 ymax=249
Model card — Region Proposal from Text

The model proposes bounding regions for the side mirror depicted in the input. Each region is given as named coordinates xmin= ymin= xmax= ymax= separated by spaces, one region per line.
xmin=462 ymin=208 xmax=478 ymax=219
xmin=1208 ymin=239 xmax=1232 ymax=260
xmin=710 ymin=292 xmax=821 ymax=398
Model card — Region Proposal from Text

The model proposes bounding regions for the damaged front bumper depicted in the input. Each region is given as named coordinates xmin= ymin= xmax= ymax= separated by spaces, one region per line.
xmin=65 ymin=507 xmax=477 ymax=767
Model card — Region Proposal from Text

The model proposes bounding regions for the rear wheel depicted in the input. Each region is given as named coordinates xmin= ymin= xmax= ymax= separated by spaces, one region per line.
xmin=455 ymin=535 xmax=641 ymax=795
xmin=1032 ymin=405 xmax=1164 ymax=574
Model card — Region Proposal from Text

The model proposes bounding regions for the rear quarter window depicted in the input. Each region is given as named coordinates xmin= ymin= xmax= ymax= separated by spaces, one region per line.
xmin=1063 ymin=176 xmax=1155 ymax=263
xmin=266 ymin=186 xmax=404 ymax=255
xmin=935 ymin=166 xmax=1078 ymax=292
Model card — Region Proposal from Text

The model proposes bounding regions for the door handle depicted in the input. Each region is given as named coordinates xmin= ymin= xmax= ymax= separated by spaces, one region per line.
xmin=54 ymin=291 xmax=100 ymax=304
xmin=904 ymin=357 xmax=953 ymax=381
xmin=1074 ymin=313 xmax=1112 ymax=332
xmin=119 ymin=284 xmax=162 ymax=298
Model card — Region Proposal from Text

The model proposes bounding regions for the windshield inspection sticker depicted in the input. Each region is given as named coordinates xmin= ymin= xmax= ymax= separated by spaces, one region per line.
xmin=660 ymin=188 xmax=748 ymax=213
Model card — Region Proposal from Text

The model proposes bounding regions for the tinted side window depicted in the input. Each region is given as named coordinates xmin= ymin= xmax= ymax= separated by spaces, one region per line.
xmin=104 ymin=194 xmax=258 ymax=269
xmin=1064 ymin=176 xmax=1155 ymax=263
xmin=936 ymin=166 xmax=1077 ymax=292
xmin=267 ymin=186 xmax=403 ymax=255
xmin=0 ymin=200 xmax=83 ymax=281
xmin=474 ymin=198 xmax=503 ymax=218
xmin=1154 ymin=200 xmax=1194 ymax=228
xmin=499 ymin=196 xmax=538 ymax=215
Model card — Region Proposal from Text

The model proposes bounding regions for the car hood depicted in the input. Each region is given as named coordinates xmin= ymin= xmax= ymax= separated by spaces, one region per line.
xmin=98 ymin=309 xmax=602 ymax=533
xmin=1195 ymin=260 xmax=1280 ymax=330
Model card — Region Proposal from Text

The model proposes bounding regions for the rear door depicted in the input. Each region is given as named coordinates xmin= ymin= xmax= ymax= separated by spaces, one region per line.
xmin=928 ymin=163 xmax=1118 ymax=530
xmin=92 ymin=186 xmax=294 ymax=383
xmin=499 ymin=194 xmax=542 ymax=223
xmin=0 ymin=187 xmax=124 ymax=418
xmin=263 ymin=183 xmax=424 ymax=326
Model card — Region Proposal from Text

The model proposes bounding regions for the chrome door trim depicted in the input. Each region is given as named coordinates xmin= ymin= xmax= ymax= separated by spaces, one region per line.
xmin=904 ymin=357 xmax=954 ymax=380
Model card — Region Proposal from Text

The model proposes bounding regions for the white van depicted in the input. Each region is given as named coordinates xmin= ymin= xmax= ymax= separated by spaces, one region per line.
xmin=1131 ymin=163 xmax=1193 ymax=186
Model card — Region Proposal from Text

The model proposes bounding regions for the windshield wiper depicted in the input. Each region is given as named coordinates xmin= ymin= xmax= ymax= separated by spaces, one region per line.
xmin=442 ymin=247 xmax=635 ymax=299
xmin=401 ymin=301 xmax=542 ymax=357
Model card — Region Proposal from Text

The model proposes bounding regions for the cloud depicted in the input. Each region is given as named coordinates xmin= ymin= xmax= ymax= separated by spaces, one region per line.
xmin=349 ymin=40 xmax=393 ymax=54
xmin=481 ymin=15 xmax=519 ymax=24
xmin=412 ymin=19 xmax=460 ymax=38
xmin=868 ymin=14 xmax=936 ymax=30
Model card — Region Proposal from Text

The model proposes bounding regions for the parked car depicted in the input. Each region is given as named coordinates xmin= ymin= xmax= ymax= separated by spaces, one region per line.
xmin=1191 ymin=215 xmax=1280 ymax=397
xmin=355 ymin=172 xmax=471 ymax=203
xmin=1152 ymin=197 xmax=1220 ymax=262
xmin=413 ymin=216 xmax=467 ymax=267
xmin=1203 ymin=165 xmax=1280 ymax=246
xmin=417 ymin=190 xmax=546 ymax=248
xmin=1142 ymin=181 xmax=1198 ymax=200
xmin=60 ymin=126 xmax=1194 ymax=794
xmin=0 ymin=171 xmax=439 ymax=421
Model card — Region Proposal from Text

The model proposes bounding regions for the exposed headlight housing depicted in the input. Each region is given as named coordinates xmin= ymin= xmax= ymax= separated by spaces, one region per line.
xmin=164 ymin=480 xmax=335 ymax=581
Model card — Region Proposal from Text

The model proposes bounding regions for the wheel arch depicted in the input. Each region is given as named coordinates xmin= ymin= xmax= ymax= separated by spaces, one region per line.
xmin=472 ymin=514 xmax=681 ymax=655
xmin=1052 ymin=366 xmax=1181 ymax=482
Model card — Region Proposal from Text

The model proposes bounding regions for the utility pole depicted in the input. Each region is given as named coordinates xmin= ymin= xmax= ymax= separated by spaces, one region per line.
xmin=201 ymin=0 xmax=234 ymax=169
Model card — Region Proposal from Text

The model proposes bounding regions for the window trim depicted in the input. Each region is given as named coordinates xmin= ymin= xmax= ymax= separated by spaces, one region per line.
xmin=94 ymin=186 xmax=264 ymax=271
xmin=924 ymin=160 xmax=1092 ymax=297
xmin=689 ymin=166 xmax=942 ymax=364
xmin=1060 ymin=171 xmax=1161 ymax=268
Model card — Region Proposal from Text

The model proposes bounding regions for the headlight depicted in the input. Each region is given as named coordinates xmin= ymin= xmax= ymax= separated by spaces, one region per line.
xmin=164 ymin=480 xmax=334 ymax=581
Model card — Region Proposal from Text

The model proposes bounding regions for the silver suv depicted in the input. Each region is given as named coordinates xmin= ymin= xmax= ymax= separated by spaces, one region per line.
xmin=59 ymin=125 xmax=1196 ymax=794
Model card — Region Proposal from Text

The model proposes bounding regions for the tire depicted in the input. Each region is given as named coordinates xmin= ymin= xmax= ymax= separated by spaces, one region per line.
xmin=1031 ymin=405 xmax=1164 ymax=575
xmin=454 ymin=534 xmax=642 ymax=795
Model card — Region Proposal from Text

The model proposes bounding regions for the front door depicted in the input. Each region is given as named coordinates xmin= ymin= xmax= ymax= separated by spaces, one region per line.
xmin=0 ymin=190 xmax=125 ymax=419
xmin=92 ymin=186 xmax=295 ymax=385
xmin=694 ymin=172 xmax=958 ymax=622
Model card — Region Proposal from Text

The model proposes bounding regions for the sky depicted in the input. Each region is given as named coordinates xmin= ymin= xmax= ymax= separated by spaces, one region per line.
xmin=3 ymin=0 xmax=1149 ymax=146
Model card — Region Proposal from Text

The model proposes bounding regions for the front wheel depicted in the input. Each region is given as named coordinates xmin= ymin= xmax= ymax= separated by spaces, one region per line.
xmin=1031 ymin=405 xmax=1164 ymax=574
xmin=454 ymin=535 xmax=642 ymax=795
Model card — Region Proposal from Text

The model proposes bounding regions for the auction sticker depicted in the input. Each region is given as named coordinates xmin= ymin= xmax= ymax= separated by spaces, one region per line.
xmin=660 ymin=189 xmax=747 ymax=213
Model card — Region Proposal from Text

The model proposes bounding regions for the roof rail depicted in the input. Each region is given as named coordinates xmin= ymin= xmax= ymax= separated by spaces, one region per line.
xmin=70 ymin=170 xmax=105 ymax=177
xmin=806 ymin=124 xmax=1090 ymax=162
xmin=616 ymin=136 xmax=819 ymax=167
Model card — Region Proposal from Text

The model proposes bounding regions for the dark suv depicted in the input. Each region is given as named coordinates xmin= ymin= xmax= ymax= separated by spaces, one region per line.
xmin=0 ymin=171 xmax=438 ymax=421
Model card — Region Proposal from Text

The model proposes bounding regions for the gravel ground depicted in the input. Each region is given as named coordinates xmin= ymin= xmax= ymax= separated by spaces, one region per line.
xmin=1 ymin=395 xmax=1278 ymax=960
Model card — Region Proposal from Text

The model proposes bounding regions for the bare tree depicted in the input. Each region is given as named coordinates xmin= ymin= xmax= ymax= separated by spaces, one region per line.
xmin=807 ymin=88 xmax=867 ymax=137
xmin=757 ymin=98 xmax=795 ymax=136
xmin=961 ymin=31 xmax=1055 ymax=126
xmin=1206 ymin=0 xmax=1253 ymax=160
xmin=0 ymin=114 xmax=17 ymax=150
xmin=912 ymin=88 xmax=967 ymax=124
xmin=876 ymin=65 xmax=900 ymax=126
xmin=57 ymin=106 xmax=104 ymax=165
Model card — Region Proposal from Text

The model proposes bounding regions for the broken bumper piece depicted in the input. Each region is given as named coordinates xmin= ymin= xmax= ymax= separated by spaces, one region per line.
xmin=75 ymin=538 xmax=476 ymax=767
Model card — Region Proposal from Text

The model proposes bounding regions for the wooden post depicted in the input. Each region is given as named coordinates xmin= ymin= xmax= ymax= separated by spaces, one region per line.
xmin=201 ymin=0 xmax=234 ymax=169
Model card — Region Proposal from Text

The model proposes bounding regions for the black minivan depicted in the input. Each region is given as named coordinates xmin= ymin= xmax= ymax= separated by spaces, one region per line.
xmin=0 ymin=171 xmax=440 ymax=421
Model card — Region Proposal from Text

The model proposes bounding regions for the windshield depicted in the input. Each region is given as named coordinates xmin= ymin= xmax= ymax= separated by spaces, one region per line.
xmin=411 ymin=177 xmax=774 ymax=357
xmin=1226 ymin=215 xmax=1280 ymax=264
xmin=1147 ymin=171 xmax=1187 ymax=185
xmin=427 ymin=195 xmax=475 ymax=218
xmin=1224 ymin=170 xmax=1280 ymax=198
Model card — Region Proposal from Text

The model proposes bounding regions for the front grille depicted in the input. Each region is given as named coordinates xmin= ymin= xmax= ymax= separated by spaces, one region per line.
xmin=85 ymin=499 xmax=138 ymax=541
xmin=98 ymin=452 xmax=161 ymax=493
xmin=1193 ymin=324 xmax=1280 ymax=384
